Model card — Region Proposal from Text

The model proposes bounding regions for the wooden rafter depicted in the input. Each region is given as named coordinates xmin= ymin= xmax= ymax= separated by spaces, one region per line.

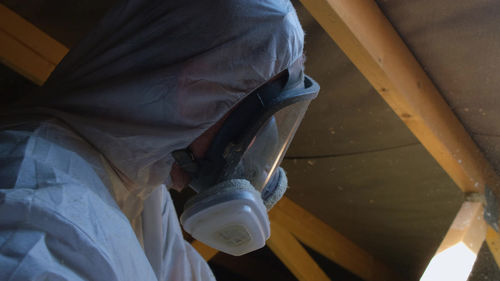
xmin=191 ymin=240 xmax=218 ymax=261
xmin=0 ymin=30 xmax=55 ymax=85
xmin=270 ymin=197 xmax=402 ymax=281
xmin=420 ymin=202 xmax=486 ymax=281
xmin=297 ymin=0 xmax=499 ymax=196
xmin=0 ymin=4 xmax=68 ymax=85
xmin=486 ymin=227 xmax=500 ymax=268
xmin=267 ymin=220 xmax=331 ymax=281
xmin=298 ymin=0 xmax=500 ymax=274
xmin=191 ymin=197 xmax=403 ymax=281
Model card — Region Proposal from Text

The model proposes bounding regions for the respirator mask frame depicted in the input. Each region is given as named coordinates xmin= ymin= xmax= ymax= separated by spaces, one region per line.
xmin=173 ymin=70 xmax=319 ymax=256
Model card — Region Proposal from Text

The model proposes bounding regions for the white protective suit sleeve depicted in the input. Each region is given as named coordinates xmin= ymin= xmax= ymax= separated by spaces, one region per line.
xmin=142 ymin=185 xmax=214 ymax=281
xmin=0 ymin=118 xmax=157 ymax=281
xmin=0 ymin=118 xmax=215 ymax=281
xmin=1 ymin=0 xmax=305 ymax=280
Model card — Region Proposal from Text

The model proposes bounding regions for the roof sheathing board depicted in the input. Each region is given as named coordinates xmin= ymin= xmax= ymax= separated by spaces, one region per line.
xmin=375 ymin=0 xmax=500 ymax=174
xmin=285 ymin=1 xmax=463 ymax=279
xmin=371 ymin=1 xmax=500 ymax=278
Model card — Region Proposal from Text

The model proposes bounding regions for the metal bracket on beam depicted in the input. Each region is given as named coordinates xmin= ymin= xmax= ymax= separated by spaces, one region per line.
xmin=465 ymin=188 xmax=499 ymax=231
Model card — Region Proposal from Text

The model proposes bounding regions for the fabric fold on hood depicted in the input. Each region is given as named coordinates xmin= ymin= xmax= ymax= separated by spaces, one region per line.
xmin=15 ymin=0 xmax=305 ymax=202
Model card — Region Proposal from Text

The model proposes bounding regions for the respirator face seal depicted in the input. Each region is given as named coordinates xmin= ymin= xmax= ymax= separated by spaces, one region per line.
xmin=173 ymin=71 xmax=319 ymax=256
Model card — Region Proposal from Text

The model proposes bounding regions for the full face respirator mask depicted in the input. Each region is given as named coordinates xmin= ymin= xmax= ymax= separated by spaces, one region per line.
xmin=173 ymin=69 xmax=319 ymax=256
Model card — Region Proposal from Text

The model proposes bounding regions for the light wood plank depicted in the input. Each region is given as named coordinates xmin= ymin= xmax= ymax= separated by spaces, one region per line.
xmin=191 ymin=240 xmax=219 ymax=261
xmin=270 ymin=197 xmax=402 ymax=281
xmin=0 ymin=30 xmax=55 ymax=85
xmin=0 ymin=4 xmax=68 ymax=65
xmin=298 ymin=0 xmax=499 ymax=197
xmin=267 ymin=220 xmax=331 ymax=281
xmin=486 ymin=226 xmax=500 ymax=269
xmin=0 ymin=4 xmax=68 ymax=85
xmin=420 ymin=202 xmax=486 ymax=281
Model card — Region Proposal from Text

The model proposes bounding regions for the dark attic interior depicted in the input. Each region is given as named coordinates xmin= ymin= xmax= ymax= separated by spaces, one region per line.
xmin=1 ymin=0 xmax=500 ymax=280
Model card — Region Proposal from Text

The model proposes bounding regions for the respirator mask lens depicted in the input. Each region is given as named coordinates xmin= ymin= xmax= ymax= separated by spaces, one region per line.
xmin=177 ymin=74 xmax=319 ymax=256
xmin=230 ymin=100 xmax=310 ymax=198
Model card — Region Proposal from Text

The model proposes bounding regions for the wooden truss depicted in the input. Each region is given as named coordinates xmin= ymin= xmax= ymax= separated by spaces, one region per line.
xmin=1 ymin=1 xmax=499 ymax=280
xmin=192 ymin=197 xmax=403 ymax=281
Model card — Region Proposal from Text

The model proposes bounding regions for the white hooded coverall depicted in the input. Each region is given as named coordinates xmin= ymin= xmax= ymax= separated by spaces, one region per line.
xmin=0 ymin=0 xmax=305 ymax=280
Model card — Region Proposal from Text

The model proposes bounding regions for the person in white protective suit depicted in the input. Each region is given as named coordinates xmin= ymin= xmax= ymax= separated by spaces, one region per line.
xmin=0 ymin=0 xmax=319 ymax=280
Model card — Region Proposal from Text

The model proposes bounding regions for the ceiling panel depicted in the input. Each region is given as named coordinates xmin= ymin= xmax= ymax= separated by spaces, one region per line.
xmin=286 ymin=2 xmax=464 ymax=279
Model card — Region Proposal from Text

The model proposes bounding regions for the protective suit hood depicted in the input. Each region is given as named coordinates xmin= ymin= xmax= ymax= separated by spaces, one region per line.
xmin=1 ymin=1 xmax=307 ymax=279
xmin=17 ymin=0 xmax=305 ymax=202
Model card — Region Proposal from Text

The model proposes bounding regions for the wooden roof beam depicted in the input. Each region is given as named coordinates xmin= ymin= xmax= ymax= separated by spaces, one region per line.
xmin=297 ymin=0 xmax=500 ymax=196
xmin=0 ymin=4 xmax=68 ymax=85
xmin=270 ymin=197 xmax=403 ymax=281
xmin=191 ymin=240 xmax=219 ymax=261
xmin=420 ymin=201 xmax=486 ymax=281
xmin=192 ymin=197 xmax=402 ymax=281
xmin=298 ymin=0 xmax=500 ymax=272
xmin=267 ymin=220 xmax=331 ymax=281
